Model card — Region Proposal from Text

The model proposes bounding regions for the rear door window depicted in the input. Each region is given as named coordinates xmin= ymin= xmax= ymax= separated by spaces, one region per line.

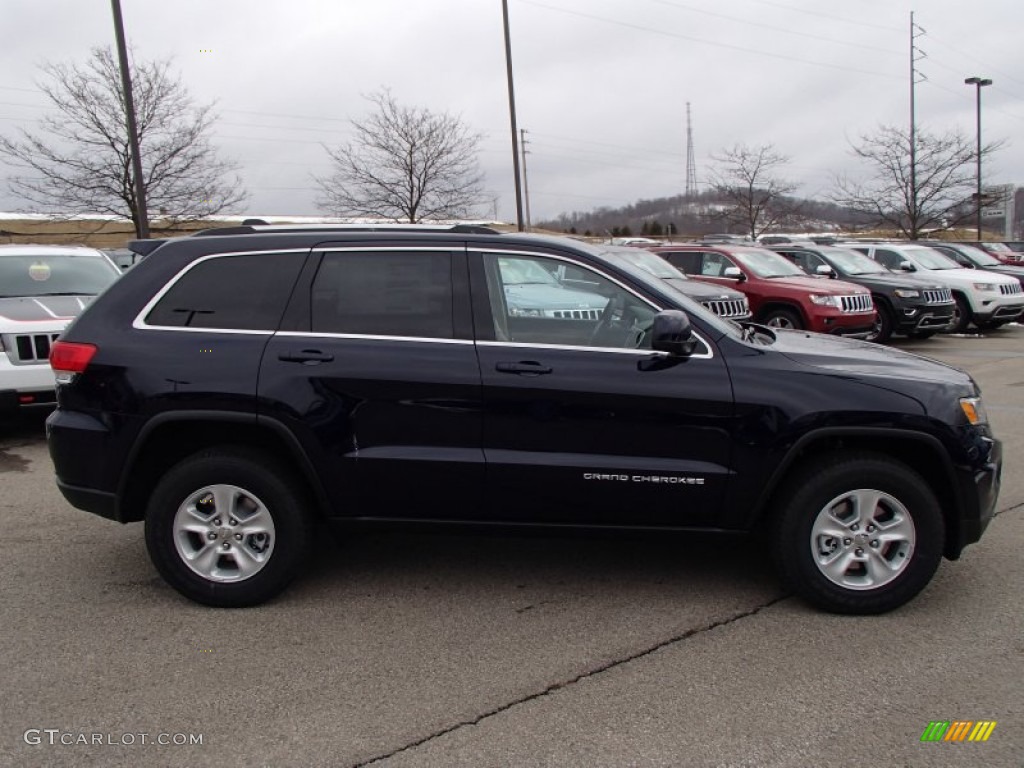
xmin=311 ymin=251 xmax=455 ymax=339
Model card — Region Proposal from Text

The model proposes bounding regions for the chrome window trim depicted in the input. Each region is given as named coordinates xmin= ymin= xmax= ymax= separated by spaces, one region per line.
xmin=476 ymin=336 xmax=713 ymax=360
xmin=132 ymin=249 xmax=310 ymax=332
xmin=275 ymin=331 xmax=473 ymax=345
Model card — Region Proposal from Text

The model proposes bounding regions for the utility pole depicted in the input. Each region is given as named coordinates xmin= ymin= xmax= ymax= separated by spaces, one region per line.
xmin=501 ymin=0 xmax=525 ymax=231
xmin=909 ymin=12 xmax=926 ymax=237
xmin=520 ymin=129 xmax=532 ymax=231
xmin=110 ymin=0 xmax=149 ymax=239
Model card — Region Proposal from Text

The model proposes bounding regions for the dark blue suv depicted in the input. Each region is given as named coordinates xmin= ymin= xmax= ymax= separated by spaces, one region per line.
xmin=46 ymin=225 xmax=1001 ymax=613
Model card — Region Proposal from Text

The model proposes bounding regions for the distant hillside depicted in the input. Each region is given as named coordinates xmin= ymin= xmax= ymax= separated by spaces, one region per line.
xmin=536 ymin=191 xmax=871 ymax=238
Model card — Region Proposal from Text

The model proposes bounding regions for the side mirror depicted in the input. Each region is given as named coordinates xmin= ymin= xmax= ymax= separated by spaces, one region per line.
xmin=723 ymin=266 xmax=745 ymax=281
xmin=815 ymin=264 xmax=836 ymax=278
xmin=651 ymin=310 xmax=698 ymax=357
xmin=899 ymin=261 xmax=915 ymax=272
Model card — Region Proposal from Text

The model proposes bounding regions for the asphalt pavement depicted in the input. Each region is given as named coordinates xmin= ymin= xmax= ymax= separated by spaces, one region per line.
xmin=0 ymin=327 xmax=1021 ymax=768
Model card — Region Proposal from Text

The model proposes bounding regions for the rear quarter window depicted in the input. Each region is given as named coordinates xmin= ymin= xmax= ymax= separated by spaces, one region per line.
xmin=144 ymin=252 xmax=306 ymax=330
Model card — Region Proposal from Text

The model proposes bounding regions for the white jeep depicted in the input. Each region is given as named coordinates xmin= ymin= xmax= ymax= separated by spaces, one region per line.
xmin=0 ymin=245 xmax=120 ymax=411
xmin=849 ymin=243 xmax=1024 ymax=332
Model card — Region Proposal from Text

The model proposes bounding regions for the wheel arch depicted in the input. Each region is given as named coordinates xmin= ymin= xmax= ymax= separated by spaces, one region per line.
xmin=117 ymin=412 xmax=331 ymax=523
xmin=749 ymin=428 xmax=964 ymax=559
xmin=756 ymin=301 xmax=808 ymax=327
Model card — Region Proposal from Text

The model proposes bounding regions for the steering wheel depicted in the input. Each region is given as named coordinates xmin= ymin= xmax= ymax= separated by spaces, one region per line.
xmin=590 ymin=293 xmax=628 ymax=345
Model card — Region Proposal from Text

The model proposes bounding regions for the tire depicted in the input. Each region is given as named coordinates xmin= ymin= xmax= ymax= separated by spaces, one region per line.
xmin=144 ymin=447 xmax=313 ymax=607
xmin=864 ymin=302 xmax=893 ymax=343
xmin=771 ymin=453 xmax=944 ymax=614
xmin=760 ymin=307 xmax=803 ymax=330
xmin=948 ymin=294 xmax=972 ymax=333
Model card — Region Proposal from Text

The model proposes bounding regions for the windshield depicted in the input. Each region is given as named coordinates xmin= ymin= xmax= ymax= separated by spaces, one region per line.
xmin=0 ymin=253 xmax=119 ymax=297
xmin=817 ymin=247 xmax=888 ymax=275
xmin=496 ymin=257 xmax=560 ymax=286
xmin=904 ymin=246 xmax=961 ymax=270
xmin=600 ymin=246 xmax=680 ymax=279
xmin=729 ymin=248 xmax=807 ymax=278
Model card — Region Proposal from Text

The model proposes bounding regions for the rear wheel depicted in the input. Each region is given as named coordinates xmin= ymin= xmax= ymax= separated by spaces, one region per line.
xmin=948 ymin=294 xmax=972 ymax=333
xmin=761 ymin=307 xmax=803 ymax=330
xmin=772 ymin=453 xmax=944 ymax=614
xmin=145 ymin=447 xmax=313 ymax=607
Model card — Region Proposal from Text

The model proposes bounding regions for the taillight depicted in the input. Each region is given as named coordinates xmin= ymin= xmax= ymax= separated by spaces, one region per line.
xmin=49 ymin=341 xmax=97 ymax=377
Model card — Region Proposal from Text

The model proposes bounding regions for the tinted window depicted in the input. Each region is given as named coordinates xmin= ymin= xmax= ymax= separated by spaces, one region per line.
xmin=873 ymin=249 xmax=903 ymax=270
xmin=659 ymin=251 xmax=701 ymax=274
xmin=312 ymin=251 xmax=454 ymax=338
xmin=146 ymin=252 xmax=305 ymax=329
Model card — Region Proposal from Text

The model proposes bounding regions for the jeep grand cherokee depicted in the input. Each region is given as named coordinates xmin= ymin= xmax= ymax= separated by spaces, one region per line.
xmin=46 ymin=225 xmax=1001 ymax=613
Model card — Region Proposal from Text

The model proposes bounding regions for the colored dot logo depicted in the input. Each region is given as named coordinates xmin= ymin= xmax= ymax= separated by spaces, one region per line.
xmin=199 ymin=49 xmax=213 ymax=53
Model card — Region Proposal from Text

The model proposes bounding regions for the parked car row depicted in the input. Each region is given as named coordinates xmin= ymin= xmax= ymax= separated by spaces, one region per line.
xmin=628 ymin=239 xmax=1023 ymax=342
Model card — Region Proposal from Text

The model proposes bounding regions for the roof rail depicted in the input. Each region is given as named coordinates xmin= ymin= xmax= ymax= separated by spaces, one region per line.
xmin=189 ymin=223 xmax=501 ymax=237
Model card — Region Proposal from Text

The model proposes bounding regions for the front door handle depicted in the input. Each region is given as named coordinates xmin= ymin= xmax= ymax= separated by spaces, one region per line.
xmin=278 ymin=349 xmax=335 ymax=364
xmin=495 ymin=361 xmax=552 ymax=375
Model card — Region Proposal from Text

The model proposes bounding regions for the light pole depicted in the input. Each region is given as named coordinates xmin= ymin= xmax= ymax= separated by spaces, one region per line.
xmin=964 ymin=76 xmax=992 ymax=240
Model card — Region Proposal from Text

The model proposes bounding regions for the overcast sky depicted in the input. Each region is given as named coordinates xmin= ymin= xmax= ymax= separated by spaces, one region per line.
xmin=1 ymin=0 xmax=1021 ymax=223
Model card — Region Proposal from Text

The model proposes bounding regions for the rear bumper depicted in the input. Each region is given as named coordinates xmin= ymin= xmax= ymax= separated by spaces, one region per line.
xmin=47 ymin=408 xmax=125 ymax=521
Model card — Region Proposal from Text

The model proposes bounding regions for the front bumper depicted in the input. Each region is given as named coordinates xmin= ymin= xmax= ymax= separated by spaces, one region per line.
xmin=892 ymin=303 xmax=955 ymax=334
xmin=0 ymin=355 xmax=58 ymax=410
xmin=947 ymin=436 xmax=1001 ymax=559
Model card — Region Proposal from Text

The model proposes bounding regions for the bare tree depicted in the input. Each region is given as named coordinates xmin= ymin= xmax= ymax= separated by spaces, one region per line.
xmin=707 ymin=144 xmax=800 ymax=239
xmin=831 ymin=125 xmax=1003 ymax=239
xmin=315 ymin=90 xmax=485 ymax=222
xmin=0 ymin=47 xmax=246 ymax=237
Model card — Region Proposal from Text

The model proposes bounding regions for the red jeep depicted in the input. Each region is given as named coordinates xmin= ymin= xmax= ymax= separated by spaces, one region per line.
xmin=649 ymin=244 xmax=876 ymax=335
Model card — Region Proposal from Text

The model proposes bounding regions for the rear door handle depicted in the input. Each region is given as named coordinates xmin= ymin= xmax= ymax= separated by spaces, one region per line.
xmin=495 ymin=361 xmax=552 ymax=375
xmin=278 ymin=349 xmax=335 ymax=364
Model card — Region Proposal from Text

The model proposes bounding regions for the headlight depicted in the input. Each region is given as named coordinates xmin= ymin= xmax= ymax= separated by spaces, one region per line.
xmin=809 ymin=294 xmax=842 ymax=307
xmin=959 ymin=396 xmax=988 ymax=425
xmin=509 ymin=307 xmax=544 ymax=317
xmin=893 ymin=289 xmax=920 ymax=298
xmin=972 ymin=283 xmax=998 ymax=292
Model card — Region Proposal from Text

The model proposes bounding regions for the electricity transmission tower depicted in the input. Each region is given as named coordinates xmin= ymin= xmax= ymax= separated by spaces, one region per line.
xmin=685 ymin=102 xmax=698 ymax=198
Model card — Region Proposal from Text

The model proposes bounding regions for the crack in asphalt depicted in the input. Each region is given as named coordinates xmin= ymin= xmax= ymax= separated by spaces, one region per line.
xmin=994 ymin=501 xmax=1022 ymax=518
xmin=353 ymin=595 xmax=789 ymax=767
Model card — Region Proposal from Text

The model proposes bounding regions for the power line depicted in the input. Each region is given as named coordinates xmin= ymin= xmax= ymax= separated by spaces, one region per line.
xmin=519 ymin=0 xmax=903 ymax=79
xmin=643 ymin=0 xmax=903 ymax=55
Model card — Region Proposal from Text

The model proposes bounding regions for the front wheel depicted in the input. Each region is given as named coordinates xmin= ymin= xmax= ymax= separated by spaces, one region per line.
xmin=145 ymin=447 xmax=313 ymax=607
xmin=865 ymin=303 xmax=893 ymax=343
xmin=760 ymin=307 xmax=803 ymax=330
xmin=772 ymin=453 xmax=944 ymax=614
xmin=948 ymin=294 xmax=972 ymax=333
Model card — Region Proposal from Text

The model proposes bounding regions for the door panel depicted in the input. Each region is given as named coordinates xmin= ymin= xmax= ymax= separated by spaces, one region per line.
xmin=258 ymin=247 xmax=483 ymax=520
xmin=472 ymin=250 xmax=734 ymax=527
